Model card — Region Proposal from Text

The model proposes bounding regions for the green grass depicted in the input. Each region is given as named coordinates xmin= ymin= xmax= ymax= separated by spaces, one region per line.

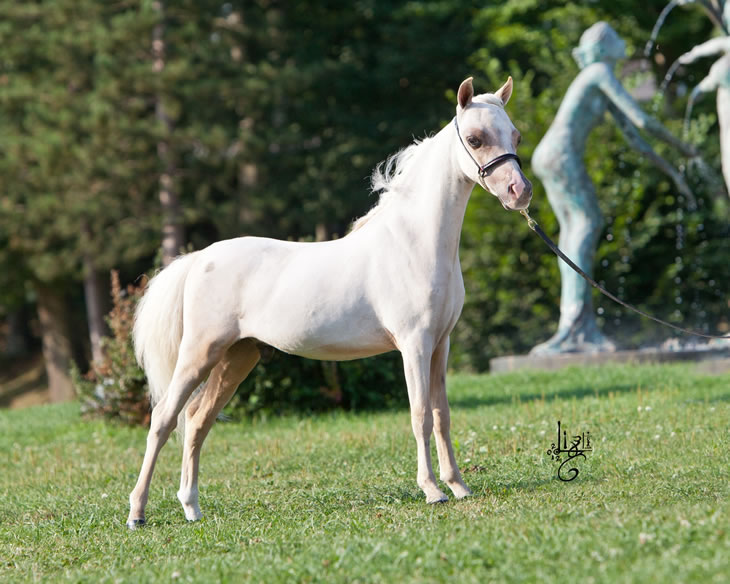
xmin=1 ymin=363 xmax=729 ymax=583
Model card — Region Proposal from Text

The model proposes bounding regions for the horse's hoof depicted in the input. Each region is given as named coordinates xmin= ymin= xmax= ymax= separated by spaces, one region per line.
xmin=450 ymin=485 xmax=473 ymax=499
xmin=126 ymin=518 xmax=146 ymax=530
xmin=426 ymin=493 xmax=449 ymax=504
xmin=454 ymin=490 xmax=474 ymax=500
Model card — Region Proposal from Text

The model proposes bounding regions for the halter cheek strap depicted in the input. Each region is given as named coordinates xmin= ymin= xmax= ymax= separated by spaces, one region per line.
xmin=453 ymin=116 xmax=522 ymax=178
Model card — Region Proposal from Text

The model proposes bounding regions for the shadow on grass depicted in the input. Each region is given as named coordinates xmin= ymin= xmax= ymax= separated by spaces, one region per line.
xmin=368 ymin=475 xmax=597 ymax=505
xmin=0 ymin=367 xmax=48 ymax=408
xmin=465 ymin=468 xmax=610 ymax=500
xmin=451 ymin=384 xmax=637 ymax=410
xmin=696 ymin=393 xmax=730 ymax=403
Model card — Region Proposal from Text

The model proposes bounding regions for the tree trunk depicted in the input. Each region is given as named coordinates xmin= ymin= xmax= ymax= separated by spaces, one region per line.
xmin=82 ymin=256 xmax=107 ymax=365
xmin=153 ymin=0 xmax=184 ymax=267
xmin=315 ymin=222 xmax=328 ymax=242
xmin=238 ymin=160 xmax=258 ymax=227
xmin=5 ymin=306 xmax=30 ymax=357
xmin=35 ymin=283 xmax=75 ymax=402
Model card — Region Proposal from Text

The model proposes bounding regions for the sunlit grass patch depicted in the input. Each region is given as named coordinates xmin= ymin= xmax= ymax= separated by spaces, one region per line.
xmin=1 ymin=363 xmax=728 ymax=583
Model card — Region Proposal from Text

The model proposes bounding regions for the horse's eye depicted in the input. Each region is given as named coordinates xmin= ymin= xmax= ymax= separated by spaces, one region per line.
xmin=466 ymin=136 xmax=481 ymax=148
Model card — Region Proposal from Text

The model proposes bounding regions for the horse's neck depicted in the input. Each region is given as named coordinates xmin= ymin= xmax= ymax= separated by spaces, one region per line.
xmin=394 ymin=126 xmax=473 ymax=265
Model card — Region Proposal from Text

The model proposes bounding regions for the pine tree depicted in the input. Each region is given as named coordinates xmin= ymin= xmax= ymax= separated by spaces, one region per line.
xmin=0 ymin=1 xmax=160 ymax=397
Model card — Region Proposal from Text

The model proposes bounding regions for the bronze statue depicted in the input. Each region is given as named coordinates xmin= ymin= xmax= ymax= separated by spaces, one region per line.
xmin=531 ymin=22 xmax=696 ymax=355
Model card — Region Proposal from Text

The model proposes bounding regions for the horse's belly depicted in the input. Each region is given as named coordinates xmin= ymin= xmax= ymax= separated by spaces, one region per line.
xmin=289 ymin=340 xmax=396 ymax=361
xmin=243 ymin=291 xmax=397 ymax=361
xmin=258 ymin=320 xmax=396 ymax=361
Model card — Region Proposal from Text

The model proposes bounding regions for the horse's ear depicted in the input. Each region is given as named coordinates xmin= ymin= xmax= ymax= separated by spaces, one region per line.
xmin=457 ymin=77 xmax=474 ymax=109
xmin=494 ymin=76 xmax=513 ymax=106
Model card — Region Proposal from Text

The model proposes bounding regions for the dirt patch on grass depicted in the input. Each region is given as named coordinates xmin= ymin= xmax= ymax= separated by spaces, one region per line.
xmin=0 ymin=352 xmax=50 ymax=409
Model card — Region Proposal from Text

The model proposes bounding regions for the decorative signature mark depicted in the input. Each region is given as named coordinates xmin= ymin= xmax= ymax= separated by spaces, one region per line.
xmin=546 ymin=420 xmax=592 ymax=482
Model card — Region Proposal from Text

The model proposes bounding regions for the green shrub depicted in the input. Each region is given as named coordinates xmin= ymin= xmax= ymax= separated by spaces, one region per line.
xmin=226 ymin=351 xmax=407 ymax=418
xmin=72 ymin=270 xmax=150 ymax=425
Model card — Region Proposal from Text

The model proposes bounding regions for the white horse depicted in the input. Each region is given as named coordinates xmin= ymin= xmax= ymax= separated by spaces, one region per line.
xmin=126 ymin=77 xmax=532 ymax=528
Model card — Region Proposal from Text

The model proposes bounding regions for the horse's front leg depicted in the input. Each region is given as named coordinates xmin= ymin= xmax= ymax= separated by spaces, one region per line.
xmin=430 ymin=337 xmax=472 ymax=499
xmin=401 ymin=339 xmax=448 ymax=503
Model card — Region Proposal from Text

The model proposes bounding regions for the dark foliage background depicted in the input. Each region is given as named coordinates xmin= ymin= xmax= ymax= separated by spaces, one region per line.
xmin=1 ymin=0 xmax=728 ymax=416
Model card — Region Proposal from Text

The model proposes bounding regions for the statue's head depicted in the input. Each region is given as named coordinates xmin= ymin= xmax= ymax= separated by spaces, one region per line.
xmin=572 ymin=22 xmax=626 ymax=68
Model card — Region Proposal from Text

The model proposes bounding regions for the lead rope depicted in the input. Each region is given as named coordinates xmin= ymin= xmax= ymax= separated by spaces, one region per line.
xmin=519 ymin=208 xmax=730 ymax=340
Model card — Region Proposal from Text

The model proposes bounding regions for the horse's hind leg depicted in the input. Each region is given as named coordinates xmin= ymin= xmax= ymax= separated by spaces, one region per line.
xmin=430 ymin=337 xmax=471 ymax=499
xmin=126 ymin=336 xmax=229 ymax=529
xmin=177 ymin=339 xmax=261 ymax=521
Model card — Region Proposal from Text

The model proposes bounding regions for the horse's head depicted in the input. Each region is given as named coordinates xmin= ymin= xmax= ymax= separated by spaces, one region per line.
xmin=454 ymin=77 xmax=532 ymax=211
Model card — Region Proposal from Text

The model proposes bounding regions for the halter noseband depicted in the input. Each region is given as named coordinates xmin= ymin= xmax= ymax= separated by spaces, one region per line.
xmin=453 ymin=116 xmax=522 ymax=179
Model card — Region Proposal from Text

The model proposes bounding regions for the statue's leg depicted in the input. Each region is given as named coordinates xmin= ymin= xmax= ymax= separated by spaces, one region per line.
xmin=717 ymin=87 xmax=730 ymax=196
xmin=531 ymin=167 xmax=615 ymax=354
xmin=555 ymin=174 xmax=602 ymax=331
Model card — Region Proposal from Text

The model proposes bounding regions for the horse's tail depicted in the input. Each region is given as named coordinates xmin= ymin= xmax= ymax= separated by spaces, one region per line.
xmin=134 ymin=252 xmax=199 ymax=432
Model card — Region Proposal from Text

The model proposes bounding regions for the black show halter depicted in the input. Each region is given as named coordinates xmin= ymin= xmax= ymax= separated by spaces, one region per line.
xmin=453 ymin=116 xmax=522 ymax=179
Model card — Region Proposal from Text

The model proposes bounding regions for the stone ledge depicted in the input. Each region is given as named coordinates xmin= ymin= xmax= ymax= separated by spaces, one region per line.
xmin=489 ymin=349 xmax=730 ymax=374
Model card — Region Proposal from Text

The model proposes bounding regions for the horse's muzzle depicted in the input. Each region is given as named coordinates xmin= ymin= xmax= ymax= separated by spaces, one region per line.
xmin=501 ymin=174 xmax=532 ymax=210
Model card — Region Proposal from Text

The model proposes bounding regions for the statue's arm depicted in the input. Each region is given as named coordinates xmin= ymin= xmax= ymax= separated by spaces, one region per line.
xmin=690 ymin=53 xmax=730 ymax=97
xmin=608 ymin=103 xmax=695 ymax=203
xmin=678 ymin=37 xmax=730 ymax=64
xmin=608 ymin=103 xmax=654 ymax=155
xmin=689 ymin=72 xmax=721 ymax=101
xmin=597 ymin=68 xmax=696 ymax=157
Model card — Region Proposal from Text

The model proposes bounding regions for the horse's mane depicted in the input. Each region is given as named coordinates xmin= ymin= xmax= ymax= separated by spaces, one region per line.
xmin=350 ymin=93 xmax=504 ymax=233
xmin=349 ymin=138 xmax=429 ymax=232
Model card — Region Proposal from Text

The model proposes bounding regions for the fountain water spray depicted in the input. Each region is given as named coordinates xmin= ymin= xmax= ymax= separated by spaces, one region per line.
xmin=646 ymin=1 xmax=727 ymax=58
xmin=645 ymin=0 xmax=699 ymax=58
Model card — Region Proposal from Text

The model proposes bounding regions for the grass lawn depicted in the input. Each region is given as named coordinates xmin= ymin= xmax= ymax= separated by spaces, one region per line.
xmin=1 ymin=363 xmax=729 ymax=583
